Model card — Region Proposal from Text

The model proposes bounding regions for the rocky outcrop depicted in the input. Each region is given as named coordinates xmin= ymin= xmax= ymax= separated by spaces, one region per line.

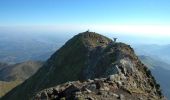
xmin=2 ymin=32 xmax=165 ymax=100
xmin=34 ymin=76 xmax=163 ymax=100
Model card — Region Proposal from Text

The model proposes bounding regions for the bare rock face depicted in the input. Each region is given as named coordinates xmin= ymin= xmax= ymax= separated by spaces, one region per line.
xmin=2 ymin=32 xmax=165 ymax=100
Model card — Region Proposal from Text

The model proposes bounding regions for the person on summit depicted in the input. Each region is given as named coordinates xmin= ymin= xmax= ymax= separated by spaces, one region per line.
xmin=113 ymin=38 xmax=117 ymax=43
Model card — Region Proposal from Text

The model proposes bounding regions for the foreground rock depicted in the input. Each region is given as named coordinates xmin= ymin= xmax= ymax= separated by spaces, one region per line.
xmin=34 ymin=76 xmax=164 ymax=100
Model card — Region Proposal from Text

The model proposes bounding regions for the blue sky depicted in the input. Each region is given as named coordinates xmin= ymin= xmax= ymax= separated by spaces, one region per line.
xmin=0 ymin=0 xmax=170 ymax=37
xmin=1 ymin=0 xmax=170 ymax=25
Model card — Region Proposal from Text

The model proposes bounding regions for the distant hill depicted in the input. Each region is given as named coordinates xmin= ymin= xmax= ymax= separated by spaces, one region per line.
xmin=134 ymin=44 xmax=170 ymax=70
xmin=0 ymin=61 xmax=44 ymax=82
xmin=2 ymin=32 xmax=164 ymax=100
xmin=139 ymin=55 xmax=170 ymax=70
xmin=139 ymin=55 xmax=170 ymax=99
xmin=0 ymin=61 xmax=44 ymax=97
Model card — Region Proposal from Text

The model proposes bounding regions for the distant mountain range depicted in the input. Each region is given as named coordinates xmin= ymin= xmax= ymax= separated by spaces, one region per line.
xmin=134 ymin=44 xmax=170 ymax=70
xmin=0 ymin=33 xmax=64 ymax=63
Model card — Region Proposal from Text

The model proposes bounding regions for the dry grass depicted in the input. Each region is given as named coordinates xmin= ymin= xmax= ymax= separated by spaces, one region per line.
xmin=0 ymin=80 xmax=22 ymax=97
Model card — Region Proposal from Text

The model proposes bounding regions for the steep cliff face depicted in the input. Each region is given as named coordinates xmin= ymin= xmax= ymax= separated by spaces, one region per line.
xmin=2 ymin=32 xmax=164 ymax=100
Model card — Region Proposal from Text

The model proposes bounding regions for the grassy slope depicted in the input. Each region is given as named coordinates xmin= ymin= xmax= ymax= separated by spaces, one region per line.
xmin=0 ymin=80 xmax=22 ymax=97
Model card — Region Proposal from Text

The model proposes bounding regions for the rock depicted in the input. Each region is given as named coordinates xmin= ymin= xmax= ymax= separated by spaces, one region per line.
xmin=108 ymin=75 xmax=116 ymax=81
xmin=115 ymin=65 xmax=122 ymax=74
xmin=112 ymin=93 xmax=119 ymax=98
xmin=85 ymin=96 xmax=95 ymax=100
xmin=85 ymin=88 xmax=92 ymax=93
xmin=40 ymin=91 xmax=48 ymax=100
xmin=87 ymin=79 xmax=94 ymax=83
xmin=34 ymin=93 xmax=41 ymax=99
xmin=108 ymin=75 xmax=115 ymax=81
xmin=120 ymin=73 xmax=126 ymax=80
xmin=63 ymin=84 xmax=80 ymax=95
xmin=120 ymin=58 xmax=135 ymax=74
xmin=86 ymin=83 xmax=96 ymax=92
xmin=99 ymin=78 xmax=106 ymax=82
xmin=138 ymin=97 xmax=143 ymax=100
xmin=103 ymin=86 xmax=110 ymax=91
xmin=65 ymin=81 xmax=73 ymax=86
xmin=46 ymin=88 xmax=53 ymax=95
xmin=53 ymin=88 xmax=59 ymax=95
xmin=75 ymin=91 xmax=82 ymax=95
xmin=117 ymin=81 xmax=122 ymax=87
xmin=94 ymin=78 xmax=100 ymax=81
xmin=119 ymin=94 xmax=125 ymax=100
xmin=133 ymin=82 xmax=137 ymax=87
xmin=95 ymin=81 xmax=104 ymax=89
xmin=99 ymin=91 xmax=108 ymax=98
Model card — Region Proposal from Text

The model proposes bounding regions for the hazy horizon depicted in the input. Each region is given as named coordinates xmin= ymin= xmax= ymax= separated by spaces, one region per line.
xmin=0 ymin=29 xmax=170 ymax=45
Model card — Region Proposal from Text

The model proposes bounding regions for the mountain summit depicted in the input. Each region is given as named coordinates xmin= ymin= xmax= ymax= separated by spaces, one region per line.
xmin=2 ymin=31 xmax=164 ymax=100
